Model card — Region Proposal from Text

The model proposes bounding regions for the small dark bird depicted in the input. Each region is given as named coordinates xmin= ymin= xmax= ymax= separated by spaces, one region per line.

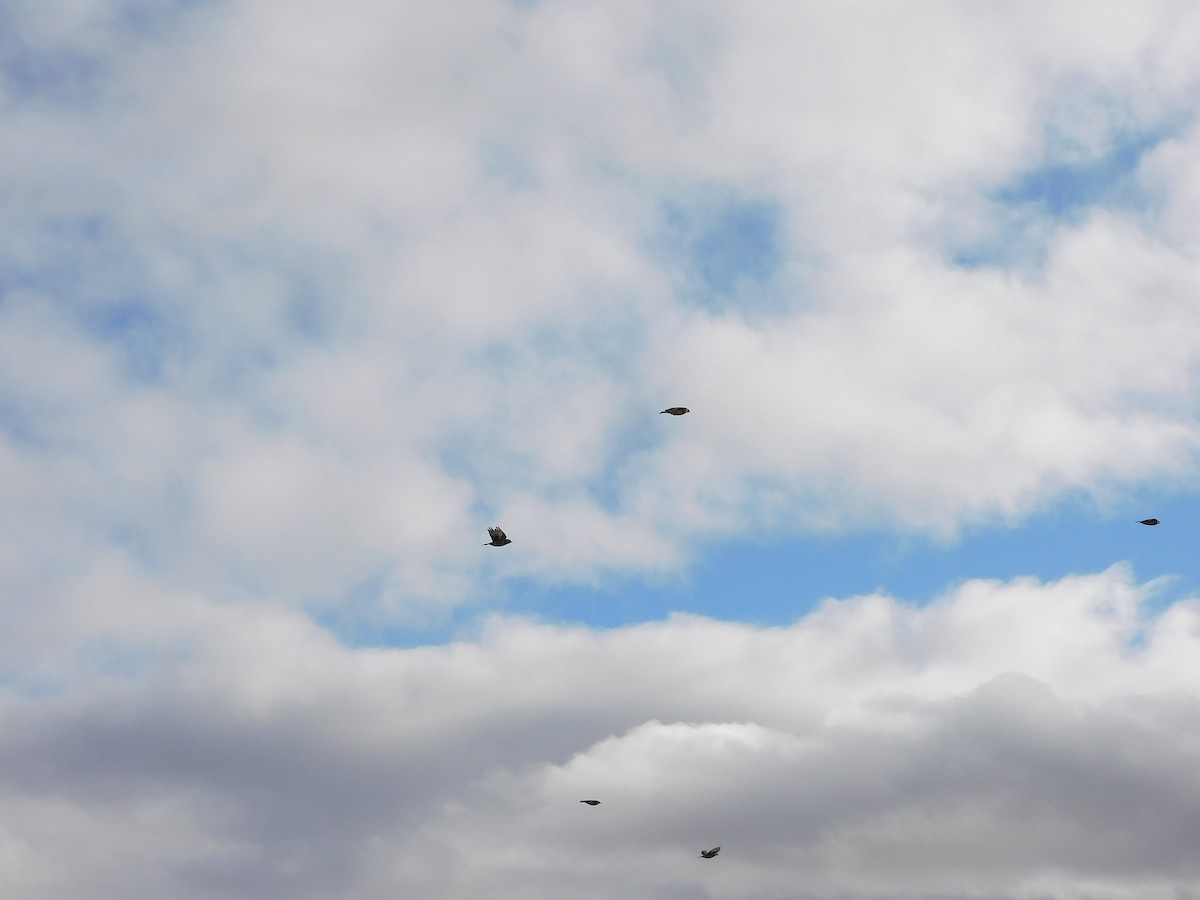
xmin=579 ymin=800 xmax=601 ymax=806
xmin=660 ymin=407 xmax=690 ymax=416
xmin=699 ymin=846 xmax=720 ymax=859
xmin=1138 ymin=519 xmax=1160 ymax=526
xmin=485 ymin=526 xmax=512 ymax=546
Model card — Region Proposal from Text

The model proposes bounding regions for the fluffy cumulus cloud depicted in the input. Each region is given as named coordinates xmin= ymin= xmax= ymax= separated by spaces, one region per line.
xmin=3 ymin=0 xmax=1200 ymax=616
xmin=5 ymin=1 xmax=1200 ymax=897
xmin=2 ymin=567 xmax=1200 ymax=898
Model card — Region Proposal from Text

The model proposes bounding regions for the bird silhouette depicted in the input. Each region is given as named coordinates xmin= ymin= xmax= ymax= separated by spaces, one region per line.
xmin=699 ymin=846 xmax=720 ymax=859
xmin=1138 ymin=519 xmax=1160 ymax=526
xmin=660 ymin=407 xmax=689 ymax=416
xmin=485 ymin=526 xmax=512 ymax=546
xmin=579 ymin=800 xmax=601 ymax=806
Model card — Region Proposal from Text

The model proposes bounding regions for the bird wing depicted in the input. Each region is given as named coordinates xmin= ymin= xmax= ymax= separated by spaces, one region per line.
xmin=488 ymin=526 xmax=506 ymax=542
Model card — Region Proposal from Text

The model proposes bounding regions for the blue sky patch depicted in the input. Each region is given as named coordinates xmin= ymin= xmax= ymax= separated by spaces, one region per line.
xmin=487 ymin=484 xmax=1200 ymax=636
xmin=115 ymin=0 xmax=211 ymax=37
xmin=0 ymin=44 xmax=106 ymax=107
xmin=653 ymin=192 xmax=789 ymax=316
xmin=96 ymin=306 xmax=171 ymax=382
xmin=951 ymin=126 xmax=1173 ymax=270
xmin=998 ymin=129 xmax=1165 ymax=218
xmin=0 ymin=5 xmax=108 ymax=108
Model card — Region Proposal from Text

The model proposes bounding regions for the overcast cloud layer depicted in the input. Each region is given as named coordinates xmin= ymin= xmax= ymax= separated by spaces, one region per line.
xmin=4 ymin=1 xmax=1200 ymax=897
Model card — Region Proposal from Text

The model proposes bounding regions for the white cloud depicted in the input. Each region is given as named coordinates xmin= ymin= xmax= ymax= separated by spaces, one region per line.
xmin=4 ymin=0 xmax=1200 ymax=615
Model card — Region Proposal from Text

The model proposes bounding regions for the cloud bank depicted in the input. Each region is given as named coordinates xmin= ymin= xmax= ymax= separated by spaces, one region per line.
xmin=2 ymin=567 xmax=1200 ymax=898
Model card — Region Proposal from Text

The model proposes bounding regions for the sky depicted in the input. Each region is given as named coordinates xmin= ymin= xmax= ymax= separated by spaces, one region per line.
xmin=2 ymin=1 xmax=1200 ymax=897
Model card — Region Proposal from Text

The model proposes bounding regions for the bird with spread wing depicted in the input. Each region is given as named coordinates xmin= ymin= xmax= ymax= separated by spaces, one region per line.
xmin=485 ymin=526 xmax=512 ymax=546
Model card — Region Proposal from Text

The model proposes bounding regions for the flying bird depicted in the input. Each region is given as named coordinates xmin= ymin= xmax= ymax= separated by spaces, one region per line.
xmin=660 ymin=407 xmax=690 ymax=416
xmin=485 ymin=526 xmax=512 ymax=546
xmin=699 ymin=846 xmax=720 ymax=859
xmin=1138 ymin=519 xmax=1160 ymax=526
xmin=579 ymin=800 xmax=601 ymax=806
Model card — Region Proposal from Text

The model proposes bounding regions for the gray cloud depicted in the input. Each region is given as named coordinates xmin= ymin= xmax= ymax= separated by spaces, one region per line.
xmin=1 ymin=568 xmax=1199 ymax=897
